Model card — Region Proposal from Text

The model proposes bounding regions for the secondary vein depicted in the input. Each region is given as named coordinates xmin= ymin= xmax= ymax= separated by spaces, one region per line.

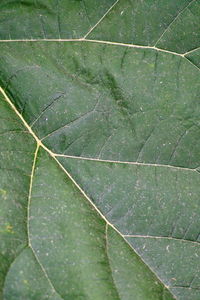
xmin=54 ymin=154 xmax=199 ymax=173
xmin=26 ymin=143 xmax=64 ymax=299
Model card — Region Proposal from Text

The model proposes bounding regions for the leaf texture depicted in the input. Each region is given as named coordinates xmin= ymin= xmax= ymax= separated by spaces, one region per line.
xmin=0 ymin=1 xmax=200 ymax=299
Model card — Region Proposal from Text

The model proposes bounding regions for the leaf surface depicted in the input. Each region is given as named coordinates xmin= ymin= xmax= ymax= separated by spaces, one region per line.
xmin=0 ymin=1 xmax=200 ymax=299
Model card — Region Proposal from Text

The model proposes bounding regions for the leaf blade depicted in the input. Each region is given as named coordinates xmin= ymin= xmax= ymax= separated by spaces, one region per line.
xmin=0 ymin=2 xmax=200 ymax=298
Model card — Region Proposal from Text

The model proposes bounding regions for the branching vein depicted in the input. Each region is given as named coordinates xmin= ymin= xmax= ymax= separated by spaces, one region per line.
xmin=26 ymin=144 xmax=64 ymax=299
xmin=154 ymin=0 xmax=196 ymax=46
xmin=27 ymin=144 xmax=39 ymax=247
xmin=124 ymin=235 xmax=200 ymax=246
xmin=105 ymin=223 xmax=121 ymax=300
xmin=54 ymin=154 xmax=199 ymax=173
xmin=83 ymin=0 xmax=120 ymax=39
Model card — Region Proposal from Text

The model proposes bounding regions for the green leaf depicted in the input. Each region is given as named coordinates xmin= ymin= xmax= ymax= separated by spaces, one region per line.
xmin=0 ymin=1 xmax=200 ymax=299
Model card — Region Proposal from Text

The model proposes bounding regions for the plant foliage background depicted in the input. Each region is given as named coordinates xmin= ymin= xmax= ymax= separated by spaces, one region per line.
xmin=0 ymin=0 xmax=200 ymax=299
